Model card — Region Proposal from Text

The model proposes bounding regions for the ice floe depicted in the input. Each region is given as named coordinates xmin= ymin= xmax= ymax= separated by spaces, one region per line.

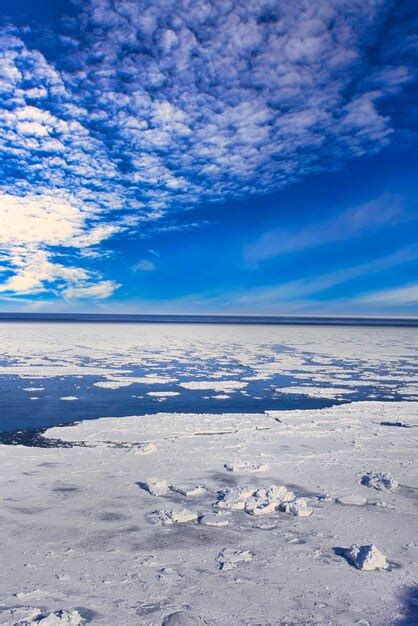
xmin=179 ymin=380 xmax=247 ymax=392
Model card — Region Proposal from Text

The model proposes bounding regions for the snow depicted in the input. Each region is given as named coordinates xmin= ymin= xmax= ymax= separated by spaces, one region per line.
xmin=1 ymin=399 xmax=417 ymax=623
xmin=0 ymin=322 xmax=417 ymax=624
xmin=336 ymin=495 xmax=367 ymax=506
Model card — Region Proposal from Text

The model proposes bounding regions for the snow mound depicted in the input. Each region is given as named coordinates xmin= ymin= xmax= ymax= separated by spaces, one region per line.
xmin=162 ymin=610 xmax=206 ymax=625
xmin=217 ymin=483 xmax=294 ymax=515
xmin=345 ymin=544 xmax=388 ymax=571
xmin=150 ymin=508 xmax=198 ymax=525
xmin=144 ymin=478 xmax=169 ymax=496
xmin=133 ymin=442 xmax=157 ymax=456
xmin=245 ymin=485 xmax=295 ymax=516
xmin=280 ymin=498 xmax=313 ymax=517
xmin=224 ymin=461 xmax=269 ymax=473
xmin=361 ymin=472 xmax=398 ymax=491
xmin=216 ymin=548 xmax=253 ymax=571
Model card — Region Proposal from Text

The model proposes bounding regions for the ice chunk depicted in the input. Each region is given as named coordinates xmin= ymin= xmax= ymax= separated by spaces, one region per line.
xmin=245 ymin=484 xmax=294 ymax=516
xmin=1 ymin=607 xmax=85 ymax=625
xmin=162 ymin=611 xmax=206 ymax=625
xmin=361 ymin=472 xmax=398 ymax=491
xmin=171 ymin=484 xmax=207 ymax=497
xmin=216 ymin=548 xmax=253 ymax=571
xmin=199 ymin=513 xmax=229 ymax=527
xmin=216 ymin=486 xmax=255 ymax=510
xmin=337 ymin=495 xmax=367 ymax=506
xmin=345 ymin=544 xmax=388 ymax=571
xmin=150 ymin=508 xmax=198 ymax=525
xmin=224 ymin=461 xmax=269 ymax=473
xmin=280 ymin=498 xmax=313 ymax=517
xmin=134 ymin=442 xmax=157 ymax=456
xmin=144 ymin=478 xmax=169 ymax=496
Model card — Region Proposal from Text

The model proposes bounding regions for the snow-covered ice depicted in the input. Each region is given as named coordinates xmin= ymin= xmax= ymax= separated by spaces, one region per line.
xmin=280 ymin=497 xmax=313 ymax=517
xmin=361 ymin=471 xmax=399 ymax=491
xmin=344 ymin=544 xmax=388 ymax=571
xmin=216 ymin=548 xmax=253 ymax=571
xmin=224 ymin=461 xmax=269 ymax=473
xmin=0 ymin=323 xmax=417 ymax=624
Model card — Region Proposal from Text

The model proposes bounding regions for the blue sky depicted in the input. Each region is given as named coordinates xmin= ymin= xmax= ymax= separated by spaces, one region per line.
xmin=0 ymin=0 xmax=417 ymax=315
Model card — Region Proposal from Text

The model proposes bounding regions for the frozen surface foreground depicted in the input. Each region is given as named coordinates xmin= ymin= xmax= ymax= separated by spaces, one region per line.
xmin=0 ymin=323 xmax=417 ymax=624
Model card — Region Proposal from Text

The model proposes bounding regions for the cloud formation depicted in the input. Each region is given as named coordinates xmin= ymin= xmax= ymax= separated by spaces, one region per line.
xmin=0 ymin=0 xmax=416 ymax=298
xmin=245 ymin=193 xmax=407 ymax=264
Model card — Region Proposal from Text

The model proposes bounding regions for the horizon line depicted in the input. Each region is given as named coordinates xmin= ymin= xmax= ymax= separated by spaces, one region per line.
xmin=0 ymin=312 xmax=417 ymax=327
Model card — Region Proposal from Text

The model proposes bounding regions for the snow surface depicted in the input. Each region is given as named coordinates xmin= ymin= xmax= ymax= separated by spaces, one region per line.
xmin=0 ymin=323 xmax=417 ymax=624
xmin=1 ymin=400 xmax=417 ymax=624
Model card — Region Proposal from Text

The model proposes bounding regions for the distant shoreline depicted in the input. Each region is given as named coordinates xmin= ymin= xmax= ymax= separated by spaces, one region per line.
xmin=0 ymin=312 xmax=417 ymax=327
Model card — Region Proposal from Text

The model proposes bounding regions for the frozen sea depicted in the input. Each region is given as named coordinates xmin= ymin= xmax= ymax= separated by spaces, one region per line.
xmin=0 ymin=317 xmax=416 ymax=439
xmin=0 ymin=319 xmax=417 ymax=625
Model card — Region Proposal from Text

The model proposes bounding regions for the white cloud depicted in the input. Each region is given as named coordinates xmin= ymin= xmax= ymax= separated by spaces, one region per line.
xmin=0 ymin=3 xmax=415 ymax=301
xmin=62 ymin=280 xmax=119 ymax=300
xmin=131 ymin=259 xmax=156 ymax=272
xmin=0 ymin=193 xmax=119 ymax=297
xmin=357 ymin=283 xmax=418 ymax=306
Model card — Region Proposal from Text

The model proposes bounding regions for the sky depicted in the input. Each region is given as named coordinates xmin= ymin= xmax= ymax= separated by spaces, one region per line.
xmin=0 ymin=0 xmax=417 ymax=316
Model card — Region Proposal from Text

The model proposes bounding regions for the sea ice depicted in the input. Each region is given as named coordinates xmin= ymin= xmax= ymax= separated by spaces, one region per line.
xmin=0 ymin=607 xmax=85 ymax=625
xmin=224 ymin=461 xmax=270 ymax=473
xmin=344 ymin=544 xmax=388 ymax=571
xmin=199 ymin=513 xmax=229 ymax=527
xmin=151 ymin=508 xmax=198 ymax=525
xmin=361 ymin=472 xmax=398 ymax=491
xmin=280 ymin=498 xmax=313 ymax=517
xmin=337 ymin=495 xmax=367 ymax=506
xmin=162 ymin=610 xmax=206 ymax=625
xmin=171 ymin=484 xmax=207 ymax=497
xmin=133 ymin=442 xmax=157 ymax=455
xmin=216 ymin=548 xmax=253 ymax=571
xmin=216 ymin=486 xmax=255 ymax=510
xmin=144 ymin=477 xmax=169 ymax=496
xmin=245 ymin=485 xmax=295 ymax=516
